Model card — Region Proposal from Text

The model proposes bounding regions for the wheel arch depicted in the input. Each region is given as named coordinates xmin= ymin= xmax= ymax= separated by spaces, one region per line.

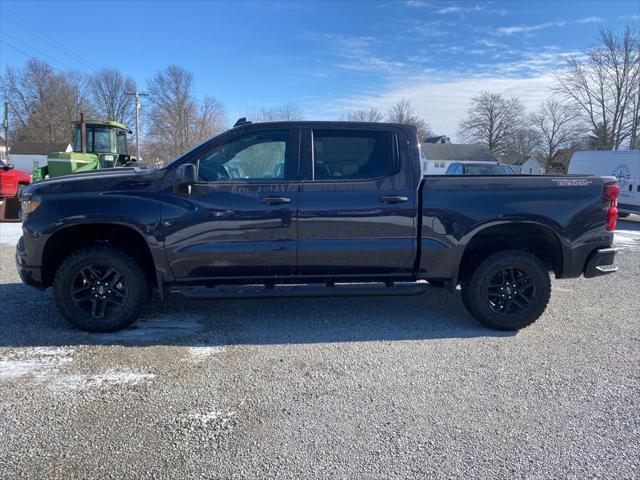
xmin=41 ymin=222 xmax=157 ymax=289
xmin=458 ymin=221 xmax=564 ymax=284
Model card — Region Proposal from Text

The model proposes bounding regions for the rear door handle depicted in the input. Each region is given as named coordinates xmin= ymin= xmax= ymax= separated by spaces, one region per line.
xmin=378 ymin=195 xmax=409 ymax=203
xmin=261 ymin=196 xmax=292 ymax=205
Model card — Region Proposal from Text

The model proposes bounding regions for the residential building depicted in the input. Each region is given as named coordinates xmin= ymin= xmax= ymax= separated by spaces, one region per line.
xmin=420 ymin=143 xmax=497 ymax=174
xmin=8 ymin=141 xmax=72 ymax=172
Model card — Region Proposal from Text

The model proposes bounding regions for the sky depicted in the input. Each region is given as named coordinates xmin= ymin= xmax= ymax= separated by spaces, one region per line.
xmin=0 ymin=0 xmax=639 ymax=139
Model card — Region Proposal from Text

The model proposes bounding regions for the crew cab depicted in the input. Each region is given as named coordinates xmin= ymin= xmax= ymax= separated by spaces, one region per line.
xmin=16 ymin=121 xmax=620 ymax=332
xmin=0 ymin=160 xmax=31 ymax=197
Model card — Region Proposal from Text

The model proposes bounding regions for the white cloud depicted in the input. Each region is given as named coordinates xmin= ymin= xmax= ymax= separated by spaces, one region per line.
xmin=576 ymin=16 xmax=603 ymax=24
xmin=309 ymin=73 xmax=556 ymax=141
xmin=437 ymin=5 xmax=507 ymax=16
xmin=497 ymin=16 xmax=603 ymax=35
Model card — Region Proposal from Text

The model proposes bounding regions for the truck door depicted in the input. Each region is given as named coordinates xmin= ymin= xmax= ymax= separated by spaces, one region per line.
xmin=297 ymin=126 xmax=418 ymax=278
xmin=162 ymin=128 xmax=299 ymax=280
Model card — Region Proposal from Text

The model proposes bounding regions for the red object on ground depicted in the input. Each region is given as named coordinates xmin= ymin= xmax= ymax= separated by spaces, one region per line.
xmin=0 ymin=160 xmax=31 ymax=197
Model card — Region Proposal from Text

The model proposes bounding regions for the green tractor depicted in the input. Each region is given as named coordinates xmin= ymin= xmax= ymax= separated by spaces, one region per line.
xmin=33 ymin=116 xmax=135 ymax=181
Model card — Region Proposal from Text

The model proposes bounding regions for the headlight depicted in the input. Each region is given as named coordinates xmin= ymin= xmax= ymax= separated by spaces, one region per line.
xmin=20 ymin=198 xmax=40 ymax=220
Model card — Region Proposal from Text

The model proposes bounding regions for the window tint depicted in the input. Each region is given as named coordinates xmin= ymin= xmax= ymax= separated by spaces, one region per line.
xmin=312 ymin=129 xmax=394 ymax=180
xmin=198 ymin=130 xmax=289 ymax=182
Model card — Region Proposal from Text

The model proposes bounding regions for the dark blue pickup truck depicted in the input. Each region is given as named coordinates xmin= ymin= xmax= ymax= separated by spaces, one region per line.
xmin=16 ymin=120 xmax=620 ymax=332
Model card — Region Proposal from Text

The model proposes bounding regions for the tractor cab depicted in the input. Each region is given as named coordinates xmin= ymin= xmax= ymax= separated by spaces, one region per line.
xmin=33 ymin=118 xmax=136 ymax=181
xmin=71 ymin=120 xmax=133 ymax=168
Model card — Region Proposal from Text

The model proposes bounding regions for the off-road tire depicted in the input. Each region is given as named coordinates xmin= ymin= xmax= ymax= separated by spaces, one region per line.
xmin=53 ymin=246 xmax=149 ymax=332
xmin=461 ymin=250 xmax=550 ymax=331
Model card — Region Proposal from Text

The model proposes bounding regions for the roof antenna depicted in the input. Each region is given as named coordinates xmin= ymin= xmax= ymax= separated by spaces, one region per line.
xmin=233 ymin=117 xmax=251 ymax=127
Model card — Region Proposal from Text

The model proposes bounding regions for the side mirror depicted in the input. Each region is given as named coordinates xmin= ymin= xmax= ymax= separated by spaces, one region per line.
xmin=174 ymin=163 xmax=197 ymax=194
xmin=6 ymin=163 xmax=14 ymax=170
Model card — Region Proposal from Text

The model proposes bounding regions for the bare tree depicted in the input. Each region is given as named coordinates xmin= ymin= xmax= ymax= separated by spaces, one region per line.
xmin=386 ymin=99 xmax=431 ymax=140
xmin=554 ymin=26 xmax=640 ymax=149
xmin=459 ymin=91 xmax=525 ymax=154
xmin=346 ymin=108 xmax=383 ymax=122
xmin=1 ymin=59 xmax=94 ymax=143
xmin=145 ymin=65 xmax=226 ymax=163
xmin=246 ymin=103 xmax=304 ymax=122
xmin=89 ymin=68 xmax=136 ymax=126
xmin=500 ymin=127 xmax=540 ymax=164
xmin=531 ymin=98 xmax=585 ymax=165
xmin=629 ymin=77 xmax=640 ymax=149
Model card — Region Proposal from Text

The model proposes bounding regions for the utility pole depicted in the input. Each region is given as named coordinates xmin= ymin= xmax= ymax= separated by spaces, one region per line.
xmin=126 ymin=91 xmax=149 ymax=161
xmin=2 ymin=102 xmax=8 ymax=163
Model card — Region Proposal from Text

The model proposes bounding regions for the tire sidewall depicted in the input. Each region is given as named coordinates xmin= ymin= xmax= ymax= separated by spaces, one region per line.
xmin=466 ymin=251 xmax=550 ymax=330
xmin=54 ymin=248 xmax=148 ymax=332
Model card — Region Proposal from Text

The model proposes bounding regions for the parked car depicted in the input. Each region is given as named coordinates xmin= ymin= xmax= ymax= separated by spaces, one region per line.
xmin=17 ymin=121 xmax=620 ymax=333
xmin=0 ymin=160 xmax=31 ymax=197
xmin=445 ymin=161 xmax=515 ymax=175
xmin=568 ymin=150 xmax=639 ymax=216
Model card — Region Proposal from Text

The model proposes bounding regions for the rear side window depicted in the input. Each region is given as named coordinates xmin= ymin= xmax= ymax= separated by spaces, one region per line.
xmin=312 ymin=129 xmax=395 ymax=180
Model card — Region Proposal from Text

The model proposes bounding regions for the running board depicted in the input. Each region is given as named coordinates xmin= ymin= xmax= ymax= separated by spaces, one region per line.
xmin=173 ymin=282 xmax=429 ymax=300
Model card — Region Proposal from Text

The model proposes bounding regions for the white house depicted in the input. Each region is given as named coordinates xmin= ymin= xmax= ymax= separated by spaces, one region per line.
xmin=510 ymin=158 xmax=545 ymax=175
xmin=0 ymin=137 xmax=7 ymax=162
xmin=8 ymin=141 xmax=72 ymax=172
xmin=420 ymin=143 xmax=497 ymax=174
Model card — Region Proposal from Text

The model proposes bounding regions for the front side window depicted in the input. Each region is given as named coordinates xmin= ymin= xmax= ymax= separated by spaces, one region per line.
xmin=312 ymin=129 xmax=394 ymax=180
xmin=198 ymin=130 xmax=289 ymax=182
xmin=116 ymin=132 xmax=128 ymax=155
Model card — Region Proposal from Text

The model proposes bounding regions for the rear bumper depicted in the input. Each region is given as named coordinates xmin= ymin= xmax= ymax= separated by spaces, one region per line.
xmin=583 ymin=247 xmax=618 ymax=278
xmin=15 ymin=236 xmax=45 ymax=289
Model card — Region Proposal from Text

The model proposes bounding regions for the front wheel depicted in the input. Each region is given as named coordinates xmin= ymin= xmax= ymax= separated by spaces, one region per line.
xmin=53 ymin=246 xmax=149 ymax=332
xmin=461 ymin=250 xmax=551 ymax=331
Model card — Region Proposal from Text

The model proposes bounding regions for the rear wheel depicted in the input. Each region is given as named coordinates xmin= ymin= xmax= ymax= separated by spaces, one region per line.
xmin=461 ymin=250 xmax=550 ymax=331
xmin=53 ymin=246 xmax=149 ymax=332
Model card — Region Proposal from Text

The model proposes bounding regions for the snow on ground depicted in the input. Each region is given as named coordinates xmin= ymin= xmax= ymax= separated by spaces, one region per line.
xmin=0 ymin=347 xmax=74 ymax=380
xmin=94 ymin=314 xmax=208 ymax=344
xmin=0 ymin=222 xmax=22 ymax=246
xmin=51 ymin=371 xmax=156 ymax=392
xmin=187 ymin=344 xmax=225 ymax=360
xmin=0 ymin=346 xmax=154 ymax=393
xmin=614 ymin=228 xmax=640 ymax=250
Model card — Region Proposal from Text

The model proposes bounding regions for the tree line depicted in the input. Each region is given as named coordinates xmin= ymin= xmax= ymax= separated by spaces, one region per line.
xmin=1 ymin=25 xmax=637 ymax=166
xmin=459 ymin=27 xmax=639 ymax=167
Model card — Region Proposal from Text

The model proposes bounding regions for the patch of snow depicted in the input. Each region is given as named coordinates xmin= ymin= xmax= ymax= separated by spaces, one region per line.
xmin=187 ymin=344 xmax=225 ymax=360
xmin=53 ymin=370 xmax=155 ymax=392
xmin=94 ymin=314 xmax=206 ymax=343
xmin=0 ymin=222 xmax=22 ymax=246
xmin=614 ymin=229 xmax=640 ymax=250
xmin=0 ymin=347 xmax=74 ymax=380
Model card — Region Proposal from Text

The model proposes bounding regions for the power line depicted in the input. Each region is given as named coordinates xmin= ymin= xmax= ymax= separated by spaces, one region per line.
xmin=1 ymin=7 xmax=99 ymax=71
xmin=0 ymin=30 xmax=77 ymax=71
xmin=0 ymin=39 xmax=62 ymax=72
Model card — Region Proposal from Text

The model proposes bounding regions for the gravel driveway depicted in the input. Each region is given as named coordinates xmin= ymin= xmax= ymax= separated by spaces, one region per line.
xmin=0 ymin=219 xmax=638 ymax=479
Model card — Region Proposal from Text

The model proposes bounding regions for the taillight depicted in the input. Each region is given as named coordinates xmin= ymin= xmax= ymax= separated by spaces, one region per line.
xmin=603 ymin=183 xmax=620 ymax=231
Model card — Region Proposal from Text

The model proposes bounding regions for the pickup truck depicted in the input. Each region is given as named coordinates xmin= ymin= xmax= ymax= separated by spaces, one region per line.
xmin=1 ymin=160 xmax=31 ymax=198
xmin=16 ymin=120 xmax=620 ymax=333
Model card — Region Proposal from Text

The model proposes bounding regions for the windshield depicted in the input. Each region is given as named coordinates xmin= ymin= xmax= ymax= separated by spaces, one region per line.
xmin=73 ymin=126 xmax=116 ymax=153
xmin=465 ymin=164 xmax=515 ymax=175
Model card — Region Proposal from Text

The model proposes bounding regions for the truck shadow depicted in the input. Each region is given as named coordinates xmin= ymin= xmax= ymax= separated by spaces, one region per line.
xmin=0 ymin=282 xmax=515 ymax=348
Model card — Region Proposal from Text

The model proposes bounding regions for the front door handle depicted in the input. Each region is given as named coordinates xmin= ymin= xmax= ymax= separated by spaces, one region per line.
xmin=261 ymin=196 xmax=292 ymax=205
xmin=378 ymin=195 xmax=409 ymax=203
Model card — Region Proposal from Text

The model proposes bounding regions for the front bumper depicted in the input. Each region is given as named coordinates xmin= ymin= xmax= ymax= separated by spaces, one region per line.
xmin=583 ymin=247 xmax=618 ymax=278
xmin=15 ymin=236 xmax=45 ymax=289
